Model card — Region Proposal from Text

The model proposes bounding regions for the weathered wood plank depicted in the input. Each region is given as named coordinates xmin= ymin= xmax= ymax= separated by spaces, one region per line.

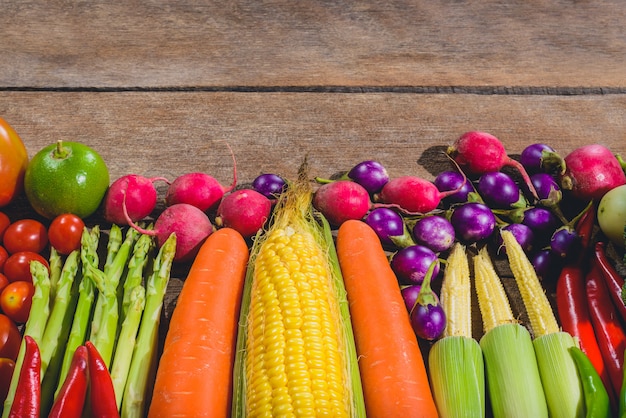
xmin=2 ymin=1 xmax=626 ymax=88
xmin=2 ymin=92 xmax=625 ymax=185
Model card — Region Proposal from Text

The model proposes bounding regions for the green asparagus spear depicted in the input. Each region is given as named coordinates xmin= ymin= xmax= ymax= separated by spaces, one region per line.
xmin=104 ymin=223 xmax=123 ymax=276
xmin=90 ymin=225 xmax=138 ymax=341
xmin=88 ymin=264 xmax=119 ymax=368
xmin=121 ymin=232 xmax=154 ymax=319
xmin=110 ymin=285 xmax=146 ymax=410
xmin=121 ymin=233 xmax=176 ymax=418
xmin=40 ymin=250 xmax=80 ymax=375
xmin=48 ymin=246 xmax=63 ymax=302
xmin=2 ymin=261 xmax=51 ymax=417
xmin=39 ymin=250 xmax=81 ymax=413
xmin=56 ymin=226 xmax=100 ymax=389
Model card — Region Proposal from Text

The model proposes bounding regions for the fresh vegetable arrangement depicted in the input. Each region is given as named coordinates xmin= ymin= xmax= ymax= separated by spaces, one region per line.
xmin=0 ymin=118 xmax=625 ymax=417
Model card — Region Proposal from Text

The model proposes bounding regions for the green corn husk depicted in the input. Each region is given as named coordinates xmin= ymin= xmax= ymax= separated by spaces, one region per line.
xmin=480 ymin=323 xmax=549 ymax=418
xmin=429 ymin=336 xmax=484 ymax=418
xmin=534 ymin=332 xmax=586 ymax=418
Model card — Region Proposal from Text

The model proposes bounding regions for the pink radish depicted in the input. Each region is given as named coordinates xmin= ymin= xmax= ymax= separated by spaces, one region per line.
xmin=103 ymin=174 xmax=169 ymax=225
xmin=559 ymin=143 xmax=626 ymax=200
xmin=124 ymin=202 xmax=213 ymax=262
xmin=165 ymin=143 xmax=238 ymax=212
xmin=447 ymin=131 xmax=539 ymax=199
xmin=215 ymin=189 xmax=272 ymax=238
xmin=312 ymin=180 xmax=372 ymax=226
xmin=378 ymin=175 xmax=463 ymax=214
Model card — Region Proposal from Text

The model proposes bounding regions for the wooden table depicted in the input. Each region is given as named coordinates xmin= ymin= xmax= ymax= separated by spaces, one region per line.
xmin=2 ymin=0 xmax=626 ymax=414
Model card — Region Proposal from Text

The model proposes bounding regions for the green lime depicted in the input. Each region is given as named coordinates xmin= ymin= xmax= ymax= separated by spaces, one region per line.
xmin=24 ymin=140 xmax=110 ymax=219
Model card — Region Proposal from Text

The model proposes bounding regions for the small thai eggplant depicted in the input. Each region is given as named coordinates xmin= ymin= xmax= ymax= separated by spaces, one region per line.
xmin=409 ymin=261 xmax=446 ymax=341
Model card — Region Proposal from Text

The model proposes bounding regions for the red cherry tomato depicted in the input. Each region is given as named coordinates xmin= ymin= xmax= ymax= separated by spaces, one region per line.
xmin=0 ymin=313 xmax=21 ymax=361
xmin=0 ymin=357 xmax=15 ymax=404
xmin=0 ymin=280 xmax=34 ymax=323
xmin=0 ymin=212 xmax=10 ymax=244
xmin=3 ymin=251 xmax=49 ymax=283
xmin=0 ymin=245 xmax=7 ymax=273
xmin=48 ymin=213 xmax=85 ymax=255
xmin=0 ymin=273 xmax=8 ymax=295
xmin=3 ymin=219 xmax=48 ymax=254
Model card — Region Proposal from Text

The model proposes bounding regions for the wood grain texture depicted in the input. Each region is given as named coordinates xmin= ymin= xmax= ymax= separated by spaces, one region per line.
xmin=2 ymin=0 xmax=626 ymax=88
xmin=2 ymin=92 xmax=625 ymax=185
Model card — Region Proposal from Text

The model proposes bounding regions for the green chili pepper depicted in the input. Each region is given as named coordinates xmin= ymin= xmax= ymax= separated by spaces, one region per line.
xmin=618 ymin=350 xmax=626 ymax=418
xmin=569 ymin=346 xmax=611 ymax=418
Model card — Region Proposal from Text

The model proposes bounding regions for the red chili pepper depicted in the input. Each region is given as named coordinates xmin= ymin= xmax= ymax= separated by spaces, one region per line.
xmin=85 ymin=341 xmax=119 ymax=418
xmin=8 ymin=335 xmax=41 ymax=418
xmin=557 ymin=264 xmax=614 ymax=398
xmin=555 ymin=199 xmax=614 ymax=398
xmin=48 ymin=345 xmax=89 ymax=418
xmin=593 ymin=240 xmax=626 ymax=324
xmin=586 ymin=264 xmax=626 ymax=396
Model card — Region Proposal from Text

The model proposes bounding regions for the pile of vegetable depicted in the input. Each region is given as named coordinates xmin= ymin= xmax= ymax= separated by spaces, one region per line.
xmin=1 ymin=116 xmax=626 ymax=417
xmin=2 ymin=223 xmax=176 ymax=417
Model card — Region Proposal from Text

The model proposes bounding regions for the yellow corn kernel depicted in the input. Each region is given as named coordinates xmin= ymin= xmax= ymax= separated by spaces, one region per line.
xmin=501 ymin=230 xmax=559 ymax=338
xmin=244 ymin=226 xmax=350 ymax=418
xmin=473 ymin=246 xmax=515 ymax=333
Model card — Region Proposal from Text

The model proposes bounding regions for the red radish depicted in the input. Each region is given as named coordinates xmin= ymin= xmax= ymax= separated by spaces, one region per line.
xmin=124 ymin=202 xmax=213 ymax=262
xmin=377 ymin=176 xmax=459 ymax=214
xmin=312 ymin=180 xmax=372 ymax=226
xmin=447 ymin=131 xmax=538 ymax=199
xmin=215 ymin=189 xmax=272 ymax=239
xmin=103 ymin=174 xmax=169 ymax=225
xmin=559 ymin=143 xmax=626 ymax=201
xmin=165 ymin=143 xmax=238 ymax=212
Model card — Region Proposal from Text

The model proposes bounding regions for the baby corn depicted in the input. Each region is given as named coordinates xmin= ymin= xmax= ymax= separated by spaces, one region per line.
xmin=428 ymin=243 xmax=485 ymax=418
xmin=502 ymin=230 xmax=584 ymax=418
xmin=474 ymin=246 xmax=548 ymax=418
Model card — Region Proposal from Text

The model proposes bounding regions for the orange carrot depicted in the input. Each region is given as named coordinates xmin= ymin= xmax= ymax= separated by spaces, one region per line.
xmin=147 ymin=228 xmax=249 ymax=418
xmin=336 ymin=219 xmax=439 ymax=418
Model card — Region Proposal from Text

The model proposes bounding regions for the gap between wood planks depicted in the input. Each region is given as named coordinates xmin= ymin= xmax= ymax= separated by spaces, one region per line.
xmin=2 ymin=86 xmax=626 ymax=95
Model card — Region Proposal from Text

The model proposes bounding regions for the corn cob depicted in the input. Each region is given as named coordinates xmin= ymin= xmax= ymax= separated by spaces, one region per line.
xmin=501 ymin=230 xmax=585 ymax=418
xmin=233 ymin=163 xmax=364 ymax=417
xmin=474 ymin=246 xmax=549 ymax=418
xmin=428 ymin=243 xmax=485 ymax=417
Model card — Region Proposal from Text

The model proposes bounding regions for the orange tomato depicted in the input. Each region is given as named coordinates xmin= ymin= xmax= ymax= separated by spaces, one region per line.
xmin=0 ymin=117 xmax=29 ymax=207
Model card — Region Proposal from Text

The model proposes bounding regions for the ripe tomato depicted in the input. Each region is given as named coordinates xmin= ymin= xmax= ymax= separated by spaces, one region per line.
xmin=0 ymin=117 xmax=29 ymax=208
xmin=3 ymin=251 xmax=49 ymax=283
xmin=0 ymin=273 xmax=8 ymax=295
xmin=0 ymin=313 xmax=21 ymax=361
xmin=0 ymin=245 xmax=7 ymax=273
xmin=48 ymin=213 xmax=85 ymax=255
xmin=3 ymin=219 xmax=48 ymax=254
xmin=0 ymin=212 xmax=10 ymax=244
xmin=0 ymin=280 xmax=34 ymax=323
xmin=0 ymin=357 xmax=15 ymax=404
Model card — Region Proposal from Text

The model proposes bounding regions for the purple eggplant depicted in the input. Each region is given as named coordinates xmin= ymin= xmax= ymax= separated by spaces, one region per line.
xmin=409 ymin=260 xmax=446 ymax=341
xmin=412 ymin=215 xmax=456 ymax=253
xmin=390 ymin=245 xmax=440 ymax=285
